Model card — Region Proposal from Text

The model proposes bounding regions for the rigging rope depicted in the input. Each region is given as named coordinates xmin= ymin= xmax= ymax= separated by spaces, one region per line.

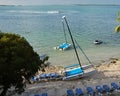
xmin=74 ymin=39 xmax=93 ymax=66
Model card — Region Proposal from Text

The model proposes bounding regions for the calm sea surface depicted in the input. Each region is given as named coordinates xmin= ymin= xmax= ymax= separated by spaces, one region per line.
xmin=0 ymin=5 xmax=120 ymax=66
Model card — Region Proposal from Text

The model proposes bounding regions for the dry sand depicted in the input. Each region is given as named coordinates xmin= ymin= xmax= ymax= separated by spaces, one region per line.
xmin=21 ymin=58 xmax=120 ymax=96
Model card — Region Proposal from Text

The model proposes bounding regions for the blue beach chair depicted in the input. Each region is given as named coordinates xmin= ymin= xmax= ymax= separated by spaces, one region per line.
xmin=39 ymin=74 xmax=46 ymax=79
xmin=50 ymin=73 xmax=56 ymax=79
xmin=31 ymin=76 xmax=38 ymax=82
xmin=86 ymin=87 xmax=95 ymax=96
xmin=111 ymin=82 xmax=120 ymax=91
xmin=41 ymin=93 xmax=48 ymax=96
xmin=50 ymin=73 xmax=60 ymax=79
xmin=45 ymin=73 xmax=50 ymax=78
xmin=34 ymin=94 xmax=40 ymax=96
xmin=67 ymin=89 xmax=74 ymax=96
xmin=96 ymin=85 xmax=103 ymax=95
xmin=75 ymin=88 xmax=84 ymax=96
xmin=103 ymin=85 xmax=110 ymax=93
xmin=54 ymin=73 xmax=60 ymax=78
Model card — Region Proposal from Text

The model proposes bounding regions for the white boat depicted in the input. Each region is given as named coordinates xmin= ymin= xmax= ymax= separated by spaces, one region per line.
xmin=62 ymin=64 xmax=95 ymax=80
xmin=94 ymin=40 xmax=103 ymax=45
xmin=54 ymin=18 xmax=72 ymax=51
xmin=61 ymin=16 xmax=95 ymax=80
xmin=54 ymin=43 xmax=71 ymax=50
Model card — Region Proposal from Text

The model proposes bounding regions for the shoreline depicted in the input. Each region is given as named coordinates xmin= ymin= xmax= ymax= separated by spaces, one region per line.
xmin=18 ymin=57 xmax=120 ymax=96
xmin=48 ymin=46 xmax=120 ymax=67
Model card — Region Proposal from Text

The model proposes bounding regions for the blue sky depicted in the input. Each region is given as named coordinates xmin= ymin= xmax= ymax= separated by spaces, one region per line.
xmin=0 ymin=0 xmax=120 ymax=5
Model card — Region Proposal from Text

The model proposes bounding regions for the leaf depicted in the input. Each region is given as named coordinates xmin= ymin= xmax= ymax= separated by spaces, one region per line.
xmin=117 ymin=16 xmax=120 ymax=22
xmin=114 ymin=25 xmax=120 ymax=33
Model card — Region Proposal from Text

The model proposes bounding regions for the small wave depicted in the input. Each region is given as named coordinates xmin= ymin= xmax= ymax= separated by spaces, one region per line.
xmin=47 ymin=11 xmax=60 ymax=14
xmin=8 ymin=10 xmax=60 ymax=14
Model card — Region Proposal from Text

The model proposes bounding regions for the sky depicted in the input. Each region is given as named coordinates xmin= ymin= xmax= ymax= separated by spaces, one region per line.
xmin=0 ymin=0 xmax=120 ymax=5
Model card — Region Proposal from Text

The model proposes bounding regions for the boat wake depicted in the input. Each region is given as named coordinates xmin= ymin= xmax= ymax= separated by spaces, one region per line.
xmin=8 ymin=10 xmax=60 ymax=14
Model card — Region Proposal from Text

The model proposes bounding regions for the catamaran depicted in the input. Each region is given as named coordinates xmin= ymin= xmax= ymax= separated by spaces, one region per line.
xmin=61 ymin=16 xmax=95 ymax=80
xmin=54 ymin=18 xmax=72 ymax=51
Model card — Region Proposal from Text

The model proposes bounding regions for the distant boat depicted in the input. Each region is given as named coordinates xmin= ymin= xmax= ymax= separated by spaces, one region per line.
xmin=94 ymin=40 xmax=103 ymax=45
xmin=61 ymin=16 xmax=95 ymax=80
xmin=54 ymin=18 xmax=72 ymax=51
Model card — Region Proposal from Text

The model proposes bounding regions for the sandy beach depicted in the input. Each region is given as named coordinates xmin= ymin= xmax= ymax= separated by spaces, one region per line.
xmin=16 ymin=57 xmax=120 ymax=96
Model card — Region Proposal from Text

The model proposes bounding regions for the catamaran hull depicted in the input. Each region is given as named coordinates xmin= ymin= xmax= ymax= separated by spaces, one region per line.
xmin=62 ymin=69 xmax=96 ymax=80
xmin=62 ymin=64 xmax=96 ymax=80
xmin=54 ymin=43 xmax=71 ymax=51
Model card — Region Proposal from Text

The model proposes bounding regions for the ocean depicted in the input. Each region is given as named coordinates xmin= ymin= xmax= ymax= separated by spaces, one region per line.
xmin=0 ymin=5 xmax=120 ymax=66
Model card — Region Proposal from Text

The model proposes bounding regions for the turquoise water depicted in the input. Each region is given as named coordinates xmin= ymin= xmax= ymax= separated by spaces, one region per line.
xmin=0 ymin=5 xmax=120 ymax=66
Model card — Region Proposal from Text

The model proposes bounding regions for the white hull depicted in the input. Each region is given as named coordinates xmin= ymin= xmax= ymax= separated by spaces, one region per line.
xmin=54 ymin=43 xmax=71 ymax=51
xmin=62 ymin=64 xmax=95 ymax=80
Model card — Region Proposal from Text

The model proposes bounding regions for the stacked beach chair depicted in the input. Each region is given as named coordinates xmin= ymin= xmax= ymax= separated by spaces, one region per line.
xmin=30 ymin=72 xmax=61 ymax=83
xmin=39 ymin=73 xmax=61 ymax=81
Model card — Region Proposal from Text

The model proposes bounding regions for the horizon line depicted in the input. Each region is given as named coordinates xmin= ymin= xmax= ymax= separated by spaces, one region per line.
xmin=0 ymin=4 xmax=120 ymax=6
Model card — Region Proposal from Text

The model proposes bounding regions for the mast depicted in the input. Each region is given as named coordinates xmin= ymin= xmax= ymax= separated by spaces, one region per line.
xmin=62 ymin=20 xmax=67 ymax=43
xmin=62 ymin=16 xmax=82 ymax=69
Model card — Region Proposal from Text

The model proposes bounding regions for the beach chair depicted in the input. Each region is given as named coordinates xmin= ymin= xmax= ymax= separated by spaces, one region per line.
xmin=67 ymin=89 xmax=74 ymax=96
xmin=111 ymin=82 xmax=120 ymax=91
xmin=45 ymin=73 xmax=50 ymax=79
xmin=31 ymin=76 xmax=38 ymax=82
xmin=41 ymin=93 xmax=48 ymax=96
xmin=103 ymin=85 xmax=110 ymax=93
xmin=34 ymin=94 xmax=40 ymax=96
xmin=54 ymin=73 xmax=60 ymax=78
xmin=86 ymin=87 xmax=95 ymax=96
xmin=50 ymin=73 xmax=60 ymax=79
xmin=75 ymin=88 xmax=84 ymax=96
xmin=50 ymin=73 xmax=55 ymax=79
xmin=96 ymin=85 xmax=103 ymax=95
xmin=39 ymin=74 xmax=46 ymax=79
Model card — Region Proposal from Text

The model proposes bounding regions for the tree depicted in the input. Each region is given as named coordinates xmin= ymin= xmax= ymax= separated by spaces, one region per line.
xmin=115 ymin=11 xmax=120 ymax=33
xmin=0 ymin=32 xmax=48 ymax=96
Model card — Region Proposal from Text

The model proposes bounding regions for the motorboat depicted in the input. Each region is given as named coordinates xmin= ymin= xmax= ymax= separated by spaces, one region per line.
xmin=94 ymin=40 xmax=103 ymax=45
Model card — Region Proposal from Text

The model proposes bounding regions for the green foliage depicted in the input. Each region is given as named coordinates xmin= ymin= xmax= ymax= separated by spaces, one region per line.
xmin=114 ymin=25 xmax=120 ymax=33
xmin=117 ymin=16 xmax=120 ymax=22
xmin=0 ymin=32 xmax=44 ymax=96
xmin=117 ymin=10 xmax=120 ymax=21
xmin=115 ymin=11 xmax=120 ymax=33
